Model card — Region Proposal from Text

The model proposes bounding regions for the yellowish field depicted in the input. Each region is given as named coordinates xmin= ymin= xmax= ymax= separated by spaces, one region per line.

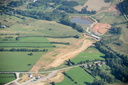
xmin=83 ymin=0 xmax=111 ymax=11
xmin=74 ymin=0 xmax=111 ymax=11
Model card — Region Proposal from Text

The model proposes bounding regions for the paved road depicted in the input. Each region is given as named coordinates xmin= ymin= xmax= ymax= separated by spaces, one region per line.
xmin=2 ymin=63 xmax=88 ymax=85
xmin=85 ymin=16 xmax=101 ymax=40
xmin=0 ymin=64 xmax=85 ymax=74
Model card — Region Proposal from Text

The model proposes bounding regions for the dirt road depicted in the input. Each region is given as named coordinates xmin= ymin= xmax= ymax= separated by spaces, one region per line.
xmin=45 ymin=39 xmax=93 ymax=69
xmin=30 ymin=35 xmax=94 ymax=72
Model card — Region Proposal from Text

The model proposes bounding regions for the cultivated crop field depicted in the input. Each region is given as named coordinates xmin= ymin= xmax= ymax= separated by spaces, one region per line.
xmin=71 ymin=47 xmax=105 ymax=64
xmin=74 ymin=0 xmax=111 ymax=12
xmin=0 ymin=36 xmax=54 ymax=72
xmin=56 ymin=67 xmax=94 ymax=85
xmin=0 ymin=52 xmax=45 ymax=71
xmin=0 ymin=74 xmax=16 ymax=84
xmin=56 ymin=76 xmax=75 ymax=85
xmin=83 ymin=0 xmax=111 ymax=11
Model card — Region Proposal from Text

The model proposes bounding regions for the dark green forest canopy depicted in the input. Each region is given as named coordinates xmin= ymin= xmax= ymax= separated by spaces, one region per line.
xmin=122 ymin=0 xmax=128 ymax=15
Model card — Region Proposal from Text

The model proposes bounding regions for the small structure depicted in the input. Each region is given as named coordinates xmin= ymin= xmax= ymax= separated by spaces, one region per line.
xmin=101 ymin=61 xmax=106 ymax=64
xmin=28 ymin=74 xmax=33 ymax=78
xmin=88 ymin=64 xmax=92 ymax=67
xmin=0 ymin=25 xmax=6 ymax=28
xmin=97 ymin=63 xmax=102 ymax=67
xmin=35 ymin=76 xmax=41 ymax=79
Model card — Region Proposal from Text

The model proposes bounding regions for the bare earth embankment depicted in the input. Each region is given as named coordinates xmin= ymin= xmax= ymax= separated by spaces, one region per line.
xmin=30 ymin=35 xmax=94 ymax=72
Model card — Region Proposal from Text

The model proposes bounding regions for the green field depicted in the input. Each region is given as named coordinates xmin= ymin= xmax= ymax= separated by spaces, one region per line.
xmin=0 ymin=74 xmax=16 ymax=84
xmin=56 ymin=67 xmax=94 ymax=85
xmin=56 ymin=76 xmax=76 ymax=85
xmin=0 ymin=52 xmax=45 ymax=71
xmin=0 ymin=36 xmax=53 ymax=72
xmin=71 ymin=47 xmax=105 ymax=64
xmin=0 ymin=35 xmax=53 ymax=84
xmin=0 ymin=42 xmax=53 ymax=47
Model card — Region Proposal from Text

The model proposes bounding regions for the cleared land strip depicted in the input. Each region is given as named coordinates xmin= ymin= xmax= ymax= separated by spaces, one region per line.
xmin=46 ymin=40 xmax=93 ymax=69
xmin=30 ymin=36 xmax=94 ymax=72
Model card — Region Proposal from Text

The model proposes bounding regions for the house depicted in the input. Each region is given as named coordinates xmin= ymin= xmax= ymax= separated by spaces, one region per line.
xmin=101 ymin=61 xmax=106 ymax=64
xmin=28 ymin=74 xmax=33 ymax=78
xmin=98 ymin=63 xmax=102 ymax=67
xmin=88 ymin=64 xmax=92 ymax=67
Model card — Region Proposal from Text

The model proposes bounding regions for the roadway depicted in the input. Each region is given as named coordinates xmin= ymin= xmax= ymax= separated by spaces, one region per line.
xmin=85 ymin=16 xmax=101 ymax=40
xmin=2 ymin=64 xmax=88 ymax=85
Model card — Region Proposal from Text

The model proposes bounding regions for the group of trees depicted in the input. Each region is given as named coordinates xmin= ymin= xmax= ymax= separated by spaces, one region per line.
xmin=57 ymin=1 xmax=78 ymax=13
xmin=15 ymin=9 xmax=66 ymax=21
xmin=95 ymin=41 xmax=128 ymax=83
xmin=27 ymin=0 xmax=79 ymax=13
xmin=7 ymin=0 xmax=26 ymax=7
xmin=104 ymin=0 xmax=112 ymax=3
xmin=109 ymin=26 xmax=122 ymax=35
xmin=92 ymin=79 xmax=107 ymax=85
xmin=50 ymin=42 xmax=69 ymax=45
xmin=58 ymin=6 xmax=77 ymax=13
xmin=66 ymin=59 xmax=75 ymax=66
xmin=90 ymin=67 xmax=117 ymax=83
xmin=80 ymin=6 xmax=96 ymax=14
xmin=63 ymin=72 xmax=78 ymax=84
xmin=59 ymin=16 xmax=84 ymax=32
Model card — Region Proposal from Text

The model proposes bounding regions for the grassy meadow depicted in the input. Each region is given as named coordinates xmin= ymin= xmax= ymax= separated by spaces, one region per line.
xmin=56 ymin=76 xmax=75 ymax=85
xmin=0 ymin=74 xmax=16 ymax=84
xmin=71 ymin=47 xmax=105 ymax=64
xmin=0 ymin=52 xmax=45 ymax=71
xmin=56 ymin=67 xmax=94 ymax=85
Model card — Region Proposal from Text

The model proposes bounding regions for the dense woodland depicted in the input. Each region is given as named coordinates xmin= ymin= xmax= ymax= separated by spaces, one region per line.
xmin=94 ymin=26 xmax=128 ymax=83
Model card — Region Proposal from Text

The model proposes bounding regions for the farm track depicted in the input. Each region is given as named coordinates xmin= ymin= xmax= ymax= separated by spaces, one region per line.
xmin=30 ymin=36 xmax=94 ymax=72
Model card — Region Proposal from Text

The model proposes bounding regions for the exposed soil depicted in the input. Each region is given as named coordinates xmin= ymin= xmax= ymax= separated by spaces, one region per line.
xmin=109 ymin=5 xmax=118 ymax=11
xmin=45 ymin=39 xmax=93 ymax=69
xmin=91 ymin=23 xmax=111 ymax=35
xmin=30 ymin=35 xmax=94 ymax=72
xmin=48 ymin=71 xmax=64 ymax=83
xmin=27 ymin=82 xmax=46 ymax=85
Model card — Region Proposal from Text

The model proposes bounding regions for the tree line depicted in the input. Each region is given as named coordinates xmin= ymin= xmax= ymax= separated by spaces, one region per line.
xmin=95 ymin=41 xmax=128 ymax=83
xmin=59 ymin=16 xmax=84 ymax=32
xmin=0 ymin=48 xmax=48 ymax=52
xmin=63 ymin=72 xmax=79 ymax=84
xmin=7 ymin=0 xmax=26 ymax=7
xmin=14 ymin=9 xmax=66 ymax=21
